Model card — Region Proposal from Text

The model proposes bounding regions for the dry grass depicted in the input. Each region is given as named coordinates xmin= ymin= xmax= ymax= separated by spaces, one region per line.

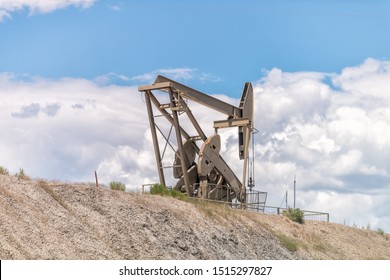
xmin=1 ymin=173 xmax=390 ymax=260
xmin=15 ymin=169 xmax=31 ymax=181
xmin=0 ymin=166 xmax=10 ymax=175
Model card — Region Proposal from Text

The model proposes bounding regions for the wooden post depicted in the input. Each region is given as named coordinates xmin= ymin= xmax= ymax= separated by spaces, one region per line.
xmin=95 ymin=171 xmax=99 ymax=188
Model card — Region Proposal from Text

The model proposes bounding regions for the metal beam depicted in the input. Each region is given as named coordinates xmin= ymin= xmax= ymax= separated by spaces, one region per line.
xmin=149 ymin=93 xmax=200 ymax=153
xmin=213 ymin=118 xmax=250 ymax=129
xmin=138 ymin=82 xmax=171 ymax=91
xmin=154 ymin=75 xmax=241 ymax=118
xmin=178 ymin=94 xmax=208 ymax=141
xmin=240 ymin=125 xmax=250 ymax=203
xmin=170 ymin=89 xmax=191 ymax=196
xmin=144 ymin=91 xmax=166 ymax=186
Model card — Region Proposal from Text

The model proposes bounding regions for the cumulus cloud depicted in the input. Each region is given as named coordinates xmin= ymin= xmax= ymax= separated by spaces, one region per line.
xmin=1 ymin=58 xmax=390 ymax=232
xmin=0 ymin=0 xmax=95 ymax=21
xmin=0 ymin=74 xmax=152 ymax=187
xmin=252 ymin=58 xmax=390 ymax=231
xmin=11 ymin=102 xmax=61 ymax=118
xmin=131 ymin=68 xmax=198 ymax=83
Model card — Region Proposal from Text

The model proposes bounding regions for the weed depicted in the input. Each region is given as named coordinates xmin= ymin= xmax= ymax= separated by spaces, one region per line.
xmin=0 ymin=166 xmax=10 ymax=175
xmin=283 ymin=208 xmax=304 ymax=224
xmin=377 ymin=228 xmax=385 ymax=235
xmin=274 ymin=232 xmax=299 ymax=252
xmin=150 ymin=184 xmax=186 ymax=200
xmin=150 ymin=183 xmax=169 ymax=195
xmin=313 ymin=242 xmax=327 ymax=252
xmin=15 ymin=169 xmax=31 ymax=181
xmin=37 ymin=179 xmax=49 ymax=188
xmin=109 ymin=181 xmax=126 ymax=191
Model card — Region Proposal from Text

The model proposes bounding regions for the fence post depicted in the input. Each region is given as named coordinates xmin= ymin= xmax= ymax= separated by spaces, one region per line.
xmin=94 ymin=171 xmax=99 ymax=188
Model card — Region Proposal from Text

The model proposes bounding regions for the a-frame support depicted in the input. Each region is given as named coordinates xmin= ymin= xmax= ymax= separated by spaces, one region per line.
xmin=139 ymin=76 xmax=254 ymax=203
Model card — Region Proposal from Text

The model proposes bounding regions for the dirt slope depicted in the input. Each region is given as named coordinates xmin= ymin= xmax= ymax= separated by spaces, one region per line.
xmin=0 ymin=174 xmax=389 ymax=260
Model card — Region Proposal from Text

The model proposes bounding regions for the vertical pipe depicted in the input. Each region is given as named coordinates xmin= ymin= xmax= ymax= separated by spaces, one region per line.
xmin=170 ymin=90 xmax=191 ymax=196
xmin=145 ymin=91 xmax=166 ymax=186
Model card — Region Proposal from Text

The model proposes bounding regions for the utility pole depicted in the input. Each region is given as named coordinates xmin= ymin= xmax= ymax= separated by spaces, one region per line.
xmin=293 ymin=175 xmax=296 ymax=209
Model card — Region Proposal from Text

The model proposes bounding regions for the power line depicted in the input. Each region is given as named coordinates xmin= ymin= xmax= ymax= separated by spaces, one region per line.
xmin=279 ymin=189 xmax=288 ymax=208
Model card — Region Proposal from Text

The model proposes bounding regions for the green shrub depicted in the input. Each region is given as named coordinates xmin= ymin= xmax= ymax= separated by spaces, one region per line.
xmin=377 ymin=228 xmax=385 ymax=235
xmin=15 ymin=168 xmax=31 ymax=181
xmin=283 ymin=207 xmax=305 ymax=224
xmin=109 ymin=181 xmax=126 ymax=191
xmin=169 ymin=189 xmax=187 ymax=200
xmin=150 ymin=184 xmax=186 ymax=200
xmin=150 ymin=183 xmax=169 ymax=195
xmin=0 ymin=166 xmax=10 ymax=175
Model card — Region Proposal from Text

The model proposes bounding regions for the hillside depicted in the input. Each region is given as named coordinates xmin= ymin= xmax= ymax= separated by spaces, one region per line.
xmin=0 ymin=174 xmax=389 ymax=260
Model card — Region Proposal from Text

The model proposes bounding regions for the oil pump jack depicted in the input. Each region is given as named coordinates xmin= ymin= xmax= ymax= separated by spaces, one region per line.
xmin=139 ymin=76 xmax=254 ymax=204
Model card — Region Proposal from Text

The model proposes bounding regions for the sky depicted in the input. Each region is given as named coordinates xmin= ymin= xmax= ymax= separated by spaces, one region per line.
xmin=1 ymin=0 xmax=390 ymax=232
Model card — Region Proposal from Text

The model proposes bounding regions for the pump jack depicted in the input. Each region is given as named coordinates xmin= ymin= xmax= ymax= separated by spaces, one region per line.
xmin=139 ymin=76 xmax=253 ymax=204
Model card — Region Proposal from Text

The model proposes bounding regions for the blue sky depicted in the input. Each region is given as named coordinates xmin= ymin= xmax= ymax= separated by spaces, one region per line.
xmin=1 ymin=1 xmax=390 ymax=232
xmin=1 ymin=0 xmax=390 ymax=95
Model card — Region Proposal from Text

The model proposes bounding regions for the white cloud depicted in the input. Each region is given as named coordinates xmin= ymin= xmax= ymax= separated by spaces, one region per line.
xmin=253 ymin=58 xmax=390 ymax=231
xmin=0 ymin=74 xmax=152 ymax=187
xmin=131 ymin=68 xmax=198 ymax=83
xmin=131 ymin=68 xmax=223 ymax=85
xmin=0 ymin=0 xmax=95 ymax=21
xmin=1 ymin=58 xmax=390 ymax=232
xmin=199 ymin=72 xmax=222 ymax=83
xmin=333 ymin=58 xmax=390 ymax=98
xmin=94 ymin=72 xmax=130 ymax=86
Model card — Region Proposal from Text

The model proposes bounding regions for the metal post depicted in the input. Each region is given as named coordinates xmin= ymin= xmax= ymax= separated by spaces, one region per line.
xmin=170 ymin=89 xmax=191 ymax=197
xmin=293 ymin=175 xmax=296 ymax=209
xmin=145 ymin=91 xmax=166 ymax=186
xmin=240 ymin=125 xmax=250 ymax=203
